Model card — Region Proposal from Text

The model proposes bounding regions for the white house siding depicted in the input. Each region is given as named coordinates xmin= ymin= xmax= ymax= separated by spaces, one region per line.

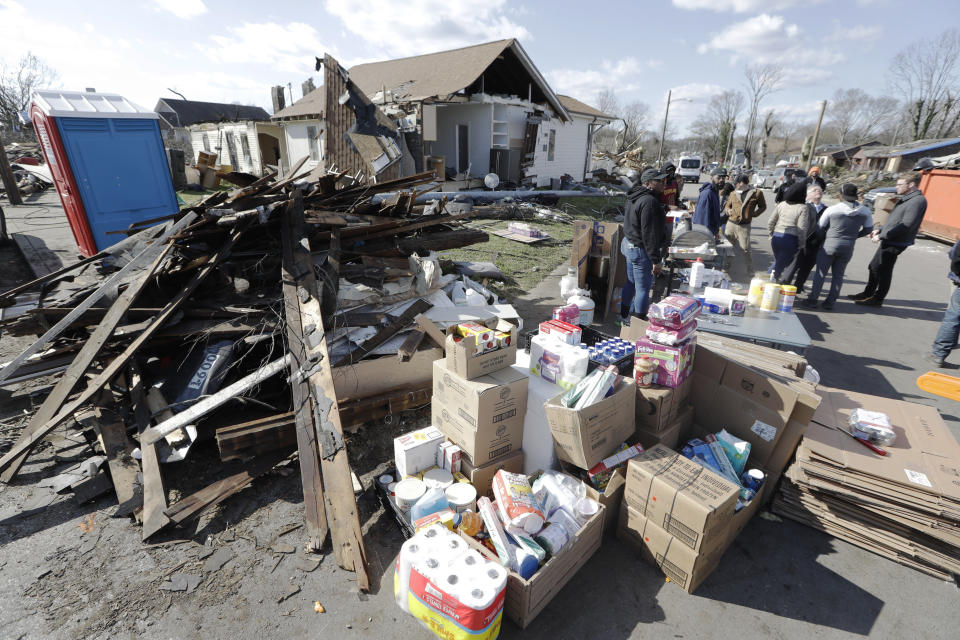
xmin=433 ymin=102 xmax=492 ymax=176
xmin=528 ymin=114 xmax=591 ymax=187
xmin=281 ymin=119 xmax=325 ymax=173
xmin=187 ymin=122 xmax=264 ymax=174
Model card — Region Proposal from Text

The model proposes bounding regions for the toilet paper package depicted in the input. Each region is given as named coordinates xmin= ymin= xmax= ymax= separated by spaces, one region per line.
xmin=395 ymin=524 xmax=507 ymax=640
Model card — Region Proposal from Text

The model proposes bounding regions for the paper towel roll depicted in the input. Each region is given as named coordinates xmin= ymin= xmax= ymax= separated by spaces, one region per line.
xmin=396 ymin=537 xmax=425 ymax=612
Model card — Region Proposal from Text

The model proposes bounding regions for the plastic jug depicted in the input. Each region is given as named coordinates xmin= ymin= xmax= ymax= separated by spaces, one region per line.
xmin=566 ymin=289 xmax=595 ymax=326
xmin=689 ymin=257 xmax=705 ymax=289
xmin=409 ymin=487 xmax=449 ymax=522
xmin=560 ymin=267 xmax=579 ymax=299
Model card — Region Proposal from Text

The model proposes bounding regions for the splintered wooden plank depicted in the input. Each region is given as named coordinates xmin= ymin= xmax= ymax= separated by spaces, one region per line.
xmin=283 ymin=192 xmax=369 ymax=590
xmin=281 ymin=196 xmax=330 ymax=553
xmin=87 ymin=407 xmax=139 ymax=507
xmin=0 ymin=242 xmax=175 ymax=483
xmin=129 ymin=365 xmax=170 ymax=540
xmin=163 ymin=450 xmax=289 ymax=525
xmin=0 ymin=225 xmax=242 ymax=476
xmin=397 ymin=329 xmax=426 ymax=362
xmin=216 ymin=412 xmax=297 ymax=461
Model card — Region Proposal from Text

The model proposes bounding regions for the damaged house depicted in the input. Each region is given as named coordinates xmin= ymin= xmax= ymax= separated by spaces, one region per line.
xmin=342 ymin=39 xmax=613 ymax=187
xmin=271 ymin=87 xmax=325 ymax=173
xmin=154 ymin=98 xmax=281 ymax=175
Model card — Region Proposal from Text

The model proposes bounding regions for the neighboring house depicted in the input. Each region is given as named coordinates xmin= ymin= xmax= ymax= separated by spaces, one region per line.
xmin=271 ymin=88 xmax=325 ymax=173
xmin=854 ymin=138 xmax=960 ymax=173
xmin=812 ymin=141 xmax=881 ymax=168
xmin=154 ymin=98 xmax=278 ymax=175
xmin=346 ymin=39 xmax=611 ymax=187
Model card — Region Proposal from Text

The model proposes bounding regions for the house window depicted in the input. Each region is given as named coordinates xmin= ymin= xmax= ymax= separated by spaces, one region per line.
xmin=202 ymin=133 xmax=210 ymax=152
xmin=306 ymin=125 xmax=320 ymax=162
xmin=225 ymin=131 xmax=238 ymax=167
xmin=240 ymin=133 xmax=252 ymax=167
xmin=548 ymin=129 xmax=556 ymax=162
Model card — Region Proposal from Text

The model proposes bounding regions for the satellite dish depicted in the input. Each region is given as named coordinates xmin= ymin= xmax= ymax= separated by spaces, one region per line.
xmin=484 ymin=173 xmax=500 ymax=189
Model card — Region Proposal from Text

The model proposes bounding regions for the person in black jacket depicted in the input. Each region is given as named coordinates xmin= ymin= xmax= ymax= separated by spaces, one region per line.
xmin=849 ymin=171 xmax=928 ymax=307
xmin=806 ymin=166 xmax=827 ymax=191
xmin=620 ymin=167 xmax=668 ymax=324
xmin=928 ymin=238 xmax=960 ymax=366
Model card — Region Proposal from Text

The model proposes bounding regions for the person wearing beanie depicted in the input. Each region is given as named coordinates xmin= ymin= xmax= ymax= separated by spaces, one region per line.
xmin=799 ymin=183 xmax=873 ymax=310
xmin=723 ymin=173 xmax=767 ymax=274
xmin=807 ymin=166 xmax=827 ymax=191
xmin=620 ymin=167 xmax=669 ymax=323
xmin=693 ymin=168 xmax=727 ymax=236
xmin=848 ymin=171 xmax=927 ymax=307
xmin=766 ymin=180 xmax=811 ymax=282
xmin=659 ymin=162 xmax=683 ymax=210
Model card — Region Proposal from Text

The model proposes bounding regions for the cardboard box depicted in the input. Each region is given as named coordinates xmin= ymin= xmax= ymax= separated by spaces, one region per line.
xmin=635 ymin=403 xmax=693 ymax=450
xmin=445 ymin=319 xmax=518 ymax=379
xmin=635 ymin=379 xmax=692 ymax=431
xmin=618 ymin=503 xmax=723 ymax=593
xmin=431 ymin=359 xmax=527 ymax=465
xmin=634 ymin=336 xmax=697 ymax=388
xmin=460 ymin=449 xmax=524 ymax=499
xmin=394 ymin=426 xmax=444 ymax=478
xmin=543 ymin=377 xmax=636 ymax=470
xmin=624 ymin=444 xmax=739 ymax=553
xmin=584 ymin=466 xmax=626 ymax=535
xmin=461 ymin=502 xmax=605 ymax=628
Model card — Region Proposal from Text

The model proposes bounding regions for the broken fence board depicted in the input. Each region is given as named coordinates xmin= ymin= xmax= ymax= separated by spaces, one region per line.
xmin=397 ymin=329 xmax=426 ymax=362
xmin=89 ymin=407 xmax=140 ymax=508
xmin=332 ymin=298 xmax=432 ymax=368
xmin=130 ymin=366 xmax=170 ymax=540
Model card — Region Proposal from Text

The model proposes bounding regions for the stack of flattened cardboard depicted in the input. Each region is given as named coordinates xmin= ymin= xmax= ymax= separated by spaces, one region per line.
xmin=773 ymin=386 xmax=960 ymax=580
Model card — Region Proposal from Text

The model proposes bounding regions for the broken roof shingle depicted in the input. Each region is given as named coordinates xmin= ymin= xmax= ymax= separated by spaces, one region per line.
xmin=272 ymin=88 xmax=326 ymax=120
xmin=556 ymin=95 xmax=615 ymax=121
xmin=155 ymin=99 xmax=270 ymax=126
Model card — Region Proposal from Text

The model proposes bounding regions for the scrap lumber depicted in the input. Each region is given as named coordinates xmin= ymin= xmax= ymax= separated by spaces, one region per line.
xmin=129 ymin=365 xmax=169 ymax=540
xmin=163 ymin=449 xmax=290 ymax=526
xmin=0 ymin=215 xmax=193 ymax=385
xmin=283 ymin=192 xmax=369 ymax=589
xmin=339 ymin=386 xmax=431 ymax=427
xmin=0 ymin=243 xmax=174 ymax=482
xmin=0 ymin=251 xmax=107 ymax=305
xmin=397 ymin=329 xmax=426 ymax=362
xmin=215 ymin=412 xmax=297 ymax=461
xmin=0 ymin=225 xmax=242 ymax=475
xmin=348 ymin=228 xmax=488 ymax=257
xmin=281 ymin=193 xmax=330 ymax=553
xmin=332 ymin=298 xmax=432 ymax=367
xmin=140 ymin=355 xmax=291 ymax=446
xmin=83 ymin=407 xmax=140 ymax=508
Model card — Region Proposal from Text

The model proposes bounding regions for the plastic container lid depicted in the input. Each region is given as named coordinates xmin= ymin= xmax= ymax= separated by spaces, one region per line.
xmin=422 ymin=467 xmax=454 ymax=490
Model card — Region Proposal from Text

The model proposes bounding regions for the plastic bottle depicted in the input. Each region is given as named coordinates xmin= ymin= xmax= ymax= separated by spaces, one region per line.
xmin=409 ymin=487 xmax=449 ymax=522
xmin=559 ymin=267 xmax=579 ymax=299
xmin=566 ymin=289 xmax=595 ymax=326
xmin=689 ymin=257 xmax=705 ymax=289
xmin=450 ymin=281 xmax=467 ymax=306
xmin=456 ymin=510 xmax=483 ymax=537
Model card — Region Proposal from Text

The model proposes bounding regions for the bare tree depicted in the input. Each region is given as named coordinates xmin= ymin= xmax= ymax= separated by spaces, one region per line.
xmin=595 ymin=87 xmax=619 ymax=119
xmin=760 ymin=109 xmax=778 ymax=167
xmin=620 ymin=101 xmax=650 ymax=152
xmin=826 ymin=88 xmax=901 ymax=145
xmin=888 ymin=28 xmax=960 ymax=140
xmin=741 ymin=63 xmax=783 ymax=169
xmin=688 ymin=90 xmax=744 ymax=162
xmin=0 ymin=53 xmax=58 ymax=131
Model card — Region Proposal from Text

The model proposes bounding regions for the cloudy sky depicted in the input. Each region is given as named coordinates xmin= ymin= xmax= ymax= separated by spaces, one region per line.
xmin=2 ymin=0 xmax=957 ymax=134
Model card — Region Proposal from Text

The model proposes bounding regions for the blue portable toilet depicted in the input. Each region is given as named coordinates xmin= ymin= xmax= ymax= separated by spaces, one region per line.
xmin=31 ymin=90 xmax=180 ymax=256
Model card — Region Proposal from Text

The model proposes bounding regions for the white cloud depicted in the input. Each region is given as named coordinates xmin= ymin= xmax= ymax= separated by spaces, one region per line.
xmin=324 ymin=0 xmax=531 ymax=58
xmin=672 ymin=0 xmax=806 ymax=12
xmin=659 ymin=83 xmax=727 ymax=135
xmin=546 ymin=58 xmax=653 ymax=103
xmin=823 ymin=24 xmax=883 ymax=43
xmin=206 ymin=22 xmax=329 ymax=75
xmin=154 ymin=0 xmax=208 ymax=19
xmin=698 ymin=14 xmax=844 ymax=69
xmin=765 ymin=100 xmax=824 ymax=121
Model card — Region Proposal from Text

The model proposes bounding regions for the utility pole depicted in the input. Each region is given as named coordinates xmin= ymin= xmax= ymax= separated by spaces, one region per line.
xmin=657 ymin=89 xmax=671 ymax=168
xmin=805 ymin=100 xmax=827 ymax=171
xmin=0 ymin=132 xmax=23 ymax=206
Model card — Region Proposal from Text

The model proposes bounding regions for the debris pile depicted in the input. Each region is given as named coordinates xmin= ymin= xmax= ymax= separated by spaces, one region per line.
xmin=0 ymin=163 xmax=492 ymax=590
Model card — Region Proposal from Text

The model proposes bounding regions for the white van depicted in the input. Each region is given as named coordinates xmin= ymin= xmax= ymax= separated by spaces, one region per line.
xmin=677 ymin=155 xmax=702 ymax=183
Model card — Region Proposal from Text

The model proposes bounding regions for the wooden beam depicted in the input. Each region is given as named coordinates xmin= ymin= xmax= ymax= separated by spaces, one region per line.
xmin=281 ymin=192 xmax=330 ymax=553
xmin=85 ymin=407 xmax=139 ymax=507
xmin=129 ymin=364 xmax=170 ymax=540
xmin=283 ymin=191 xmax=369 ymax=590
xmin=0 ymin=243 xmax=174 ymax=482
xmin=397 ymin=329 xmax=426 ymax=362
xmin=0 ymin=225 xmax=242 ymax=475
xmin=339 ymin=386 xmax=431 ymax=428
xmin=215 ymin=412 xmax=297 ymax=461
xmin=0 ymin=132 xmax=23 ymax=205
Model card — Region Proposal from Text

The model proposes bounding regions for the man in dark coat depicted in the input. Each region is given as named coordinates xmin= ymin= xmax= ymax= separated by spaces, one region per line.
xmin=849 ymin=172 xmax=928 ymax=307
xmin=693 ymin=168 xmax=726 ymax=236
xmin=620 ymin=167 xmax=668 ymax=323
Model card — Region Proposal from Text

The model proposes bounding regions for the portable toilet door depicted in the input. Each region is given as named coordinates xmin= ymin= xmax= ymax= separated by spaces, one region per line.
xmin=30 ymin=90 xmax=180 ymax=257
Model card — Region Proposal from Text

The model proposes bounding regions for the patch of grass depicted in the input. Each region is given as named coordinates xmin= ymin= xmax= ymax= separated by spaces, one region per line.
xmin=441 ymin=196 xmax=625 ymax=298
